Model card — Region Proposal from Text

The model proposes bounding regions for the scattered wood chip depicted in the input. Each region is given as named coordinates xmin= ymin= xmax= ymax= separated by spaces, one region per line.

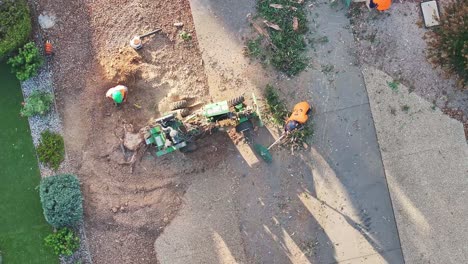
xmin=263 ymin=20 xmax=282 ymax=31
xmin=293 ymin=17 xmax=299 ymax=31
xmin=297 ymin=0 xmax=304 ymax=3
xmin=246 ymin=14 xmax=278 ymax=50
xmin=270 ymin=4 xmax=284 ymax=9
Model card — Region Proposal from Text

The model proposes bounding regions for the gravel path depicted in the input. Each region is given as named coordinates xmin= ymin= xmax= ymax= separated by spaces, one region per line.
xmin=19 ymin=47 xmax=93 ymax=264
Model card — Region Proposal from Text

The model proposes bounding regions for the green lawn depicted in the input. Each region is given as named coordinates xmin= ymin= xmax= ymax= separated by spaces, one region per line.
xmin=0 ymin=62 xmax=58 ymax=263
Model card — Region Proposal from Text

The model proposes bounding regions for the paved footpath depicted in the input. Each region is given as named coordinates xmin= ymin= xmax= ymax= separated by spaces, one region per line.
xmin=363 ymin=66 xmax=468 ymax=264
xmin=156 ymin=0 xmax=404 ymax=263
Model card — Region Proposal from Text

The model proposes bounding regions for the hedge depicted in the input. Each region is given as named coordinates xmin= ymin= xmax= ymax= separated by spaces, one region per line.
xmin=0 ymin=0 xmax=32 ymax=59
xmin=39 ymin=174 xmax=83 ymax=228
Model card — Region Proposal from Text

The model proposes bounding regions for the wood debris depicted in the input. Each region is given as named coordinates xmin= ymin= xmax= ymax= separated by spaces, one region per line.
xmin=270 ymin=4 xmax=284 ymax=9
xmin=246 ymin=14 xmax=278 ymax=50
xmin=293 ymin=17 xmax=299 ymax=31
xmin=263 ymin=20 xmax=282 ymax=31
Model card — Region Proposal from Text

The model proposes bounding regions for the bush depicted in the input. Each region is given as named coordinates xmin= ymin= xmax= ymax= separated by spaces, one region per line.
xmin=426 ymin=0 xmax=467 ymax=88
xmin=40 ymin=174 xmax=83 ymax=228
xmin=37 ymin=130 xmax=64 ymax=170
xmin=0 ymin=0 xmax=32 ymax=58
xmin=21 ymin=91 xmax=54 ymax=117
xmin=7 ymin=42 xmax=43 ymax=81
xmin=44 ymin=227 xmax=80 ymax=256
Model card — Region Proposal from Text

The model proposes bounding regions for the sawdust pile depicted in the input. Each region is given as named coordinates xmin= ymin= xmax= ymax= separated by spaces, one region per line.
xmin=100 ymin=47 xmax=142 ymax=83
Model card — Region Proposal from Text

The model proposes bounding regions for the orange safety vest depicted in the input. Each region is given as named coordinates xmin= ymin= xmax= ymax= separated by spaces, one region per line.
xmin=374 ymin=0 xmax=391 ymax=11
xmin=287 ymin=102 xmax=310 ymax=124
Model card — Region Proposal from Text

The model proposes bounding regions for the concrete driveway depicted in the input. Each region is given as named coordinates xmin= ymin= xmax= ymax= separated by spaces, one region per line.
xmin=155 ymin=0 xmax=404 ymax=263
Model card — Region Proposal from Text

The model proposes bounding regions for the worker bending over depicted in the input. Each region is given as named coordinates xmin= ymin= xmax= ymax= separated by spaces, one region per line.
xmin=106 ymin=85 xmax=128 ymax=106
xmin=284 ymin=101 xmax=311 ymax=133
xmin=366 ymin=0 xmax=391 ymax=11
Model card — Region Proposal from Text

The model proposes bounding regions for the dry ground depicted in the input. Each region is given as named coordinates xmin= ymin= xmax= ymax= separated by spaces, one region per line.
xmin=29 ymin=0 xmax=218 ymax=262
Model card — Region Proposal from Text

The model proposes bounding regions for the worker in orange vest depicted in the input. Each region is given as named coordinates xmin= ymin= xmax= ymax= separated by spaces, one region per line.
xmin=284 ymin=101 xmax=311 ymax=132
xmin=366 ymin=0 xmax=392 ymax=11
xmin=106 ymin=85 xmax=128 ymax=106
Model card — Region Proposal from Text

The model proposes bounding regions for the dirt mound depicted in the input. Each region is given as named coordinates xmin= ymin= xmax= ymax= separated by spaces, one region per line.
xmin=101 ymin=47 xmax=142 ymax=84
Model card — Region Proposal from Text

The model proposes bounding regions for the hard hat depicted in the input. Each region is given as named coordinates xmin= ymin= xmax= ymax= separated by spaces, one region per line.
xmin=112 ymin=91 xmax=123 ymax=104
xmin=285 ymin=120 xmax=299 ymax=132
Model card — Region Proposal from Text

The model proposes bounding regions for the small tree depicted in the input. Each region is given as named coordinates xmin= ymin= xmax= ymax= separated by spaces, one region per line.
xmin=0 ymin=0 xmax=32 ymax=58
xmin=7 ymin=41 xmax=44 ymax=81
xmin=426 ymin=0 xmax=467 ymax=88
xmin=40 ymin=174 xmax=83 ymax=228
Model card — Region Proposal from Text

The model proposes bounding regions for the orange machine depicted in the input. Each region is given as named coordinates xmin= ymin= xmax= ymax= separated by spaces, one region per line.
xmin=287 ymin=101 xmax=311 ymax=124
xmin=372 ymin=0 xmax=392 ymax=11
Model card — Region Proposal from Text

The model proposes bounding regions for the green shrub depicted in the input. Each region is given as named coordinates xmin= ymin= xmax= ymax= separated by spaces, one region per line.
xmin=7 ymin=42 xmax=43 ymax=81
xmin=0 ymin=0 xmax=32 ymax=58
xmin=426 ymin=0 xmax=467 ymax=88
xmin=37 ymin=130 xmax=64 ymax=170
xmin=21 ymin=91 xmax=54 ymax=117
xmin=44 ymin=227 xmax=80 ymax=256
xmin=40 ymin=174 xmax=83 ymax=228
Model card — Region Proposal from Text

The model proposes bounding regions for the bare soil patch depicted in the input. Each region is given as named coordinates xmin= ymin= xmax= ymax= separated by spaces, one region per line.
xmin=29 ymin=0 xmax=213 ymax=262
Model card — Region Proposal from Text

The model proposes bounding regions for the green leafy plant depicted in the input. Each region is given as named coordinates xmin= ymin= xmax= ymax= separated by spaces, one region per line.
xmin=37 ymin=130 xmax=64 ymax=170
xmin=0 ymin=0 xmax=32 ymax=58
xmin=40 ymin=174 xmax=83 ymax=228
xmin=265 ymin=84 xmax=290 ymax=125
xmin=44 ymin=227 xmax=80 ymax=256
xmin=20 ymin=91 xmax=53 ymax=117
xmin=387 ymin=80 xmax=399 ymax=91
xmin=401 ymin=105 xmax=410 ymax=113
xmin=426 ymin=0 xmax=467 ymax=89
xmin=7 ymin=41 xmax=43 ymax=81
xmin=179 ymin=31 xmax=192 ymax=41
xmin=251 ymin=0 xmax=309 ymax=76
